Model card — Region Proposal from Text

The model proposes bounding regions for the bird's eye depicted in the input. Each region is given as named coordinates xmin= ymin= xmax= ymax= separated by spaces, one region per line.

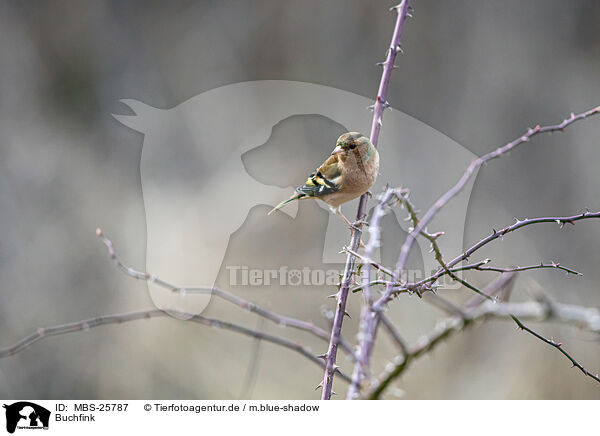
xmin=349 ymin=143 xmax=357 ymax=150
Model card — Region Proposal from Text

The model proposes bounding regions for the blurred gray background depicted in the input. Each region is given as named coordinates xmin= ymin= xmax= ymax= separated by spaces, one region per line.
xmin=1 ymin=0 xmax=599 ymax=399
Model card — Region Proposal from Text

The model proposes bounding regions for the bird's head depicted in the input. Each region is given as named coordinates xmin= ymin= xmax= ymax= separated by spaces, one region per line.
xmin=331 ymin=132 xmax=374 ymax=160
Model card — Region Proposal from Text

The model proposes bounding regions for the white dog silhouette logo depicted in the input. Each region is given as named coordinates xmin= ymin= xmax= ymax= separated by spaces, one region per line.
xmin=114 ymin=80 xmax=477 ymax=316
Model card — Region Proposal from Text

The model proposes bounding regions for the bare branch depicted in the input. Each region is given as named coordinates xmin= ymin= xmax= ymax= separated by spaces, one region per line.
xmin=347 ymin=188 xmax=398 ymax=399
xmin=367 ymin=297 xmax=600 ymax=399
xmin=449 ymin=274 xmax=600 ymax=385
xmin=395 ymin=106 xmax=600 ymax=276
xmin=0 ymin=309 xmax=351 ymax=383
xmin=380 ymin=314 xmax=409 ymax=356
xmin=96 ymin=228 xmax=355 ymax=359
xmin=420 ymin=211 xmax=600 ymax=290
xmin=364 ymin=193 xmax=600 ymax=397
xmin=320 ymin=0 xmax=413 ymax=400
xmin=452 ymin=260 xmax=582 ymax=276
xmin=421 ymin=203 xmax=600 ymax=387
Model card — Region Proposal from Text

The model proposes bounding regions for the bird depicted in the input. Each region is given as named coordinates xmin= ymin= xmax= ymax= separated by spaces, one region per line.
xmin=268 ymin=132 xmax=379 ymax=228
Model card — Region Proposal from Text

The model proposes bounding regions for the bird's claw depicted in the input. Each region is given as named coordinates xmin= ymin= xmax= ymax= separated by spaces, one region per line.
xmin=353 ymin=219 xmax=370 ymax=228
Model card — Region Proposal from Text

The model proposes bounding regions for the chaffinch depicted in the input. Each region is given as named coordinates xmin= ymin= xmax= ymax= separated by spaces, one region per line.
xmin=269 ymin=132 xmax=379 ymax=227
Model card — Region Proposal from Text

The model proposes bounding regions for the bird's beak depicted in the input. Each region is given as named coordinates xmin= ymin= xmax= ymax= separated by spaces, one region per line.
xmin=331 ymin=145 xmax=344 ymax=156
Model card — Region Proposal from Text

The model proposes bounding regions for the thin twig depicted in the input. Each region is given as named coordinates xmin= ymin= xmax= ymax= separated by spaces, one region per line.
xmin=347 ymin=188 xmax=397 ymax=398
xmin=364 ymin=192 xmax=600 ymax=397
xmin=0 ymin=309 xmax=350 ymax=382
xmin=419 ymin=211 xmax=600 ymax=291
xmin=349 ymin=256 xmax=577 ymax=297
xmin=454 ymin=275 xmax=600 ymax=384
xmin=320 ymin=0 xmax=412 ymax=400
xmin=343 ymin=247 xmax=396 ymax=278
xmin=367 ymin=297 xmax=600 ymax=399
xmin=452 ymin=260 xmax=582 ymax=276
xmin=395 ymin=106 xmax=600 ymax=277
xmin=95 ymin=228 xmax=355 ymax=359
xmin=380 ymin=314 xmax=409 ymax=356
xmin=412 ymin=198 xmax=600 ymax=387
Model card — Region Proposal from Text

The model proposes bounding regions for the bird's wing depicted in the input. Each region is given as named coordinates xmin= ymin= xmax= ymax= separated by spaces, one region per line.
xmin=295 ymin=154 xmax=342 ymax=198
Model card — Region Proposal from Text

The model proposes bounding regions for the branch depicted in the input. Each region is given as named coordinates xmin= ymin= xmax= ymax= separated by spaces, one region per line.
xmin=347 ymin=188 xmax=398 ymax=398
xmin=451 ymin=260 xmax=582 ymax=276
xmin=453 ymin=272 xmax=600 ymax=384
xmin=367 ymin=297 xmax=600 ymax=399
xmin=320 ymin=0 xmax=413 ymax=400
xmin=0 ymin=309 xmax=350 ymax=383
xmin=365 ymin=196 xmax=600 ymax=396
xmin=395 ymin=105 xmax=600 ymax=277
xmin=96 ymin=228 xmax=355 ymax=359
xmin=417 ymin=201 xmax=600 ymax=387
xmin=380 ymin=313 xmax=409 ymax=356
xmin=420 ymin=211 xmax=600 ymax=291
xmin=348 ymin=188 xmax=593 ymax=399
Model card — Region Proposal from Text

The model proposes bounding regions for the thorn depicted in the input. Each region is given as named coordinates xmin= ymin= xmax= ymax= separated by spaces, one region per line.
xmin=327 ymin=293 xmax=339 ymax=299
xmin=366 ymin=104 xmax=375 ymax=111
xmin=95 ymin=227 xmax=103 ymax=237
xmin=314 ymin=382 xmax=323 ymax=391
xmin=430 ymin=231 xmax=444 ymax=240
xmin=331 ymin=390 xmax=337 ymax=396
xmin=344 ymin=311 xmax=352 ymax=319
xmin=316 ymin=353 xmax=328 ymax=360
xmin=376 ymin=62 xmax=385 ymax=67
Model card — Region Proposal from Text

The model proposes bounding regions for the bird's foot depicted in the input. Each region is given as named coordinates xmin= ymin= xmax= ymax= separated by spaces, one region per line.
xmin=352 ymin=218 xmax=370 ymax=229
xmin=348 ymin=222 xmax=364 ymax=232
xmin=334 ymin=208 xmax=368 ymax=233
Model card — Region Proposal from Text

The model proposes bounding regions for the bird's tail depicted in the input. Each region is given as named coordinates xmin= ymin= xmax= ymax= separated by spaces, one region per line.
xmin=268 ymin=194 xmax=302 ymax=215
